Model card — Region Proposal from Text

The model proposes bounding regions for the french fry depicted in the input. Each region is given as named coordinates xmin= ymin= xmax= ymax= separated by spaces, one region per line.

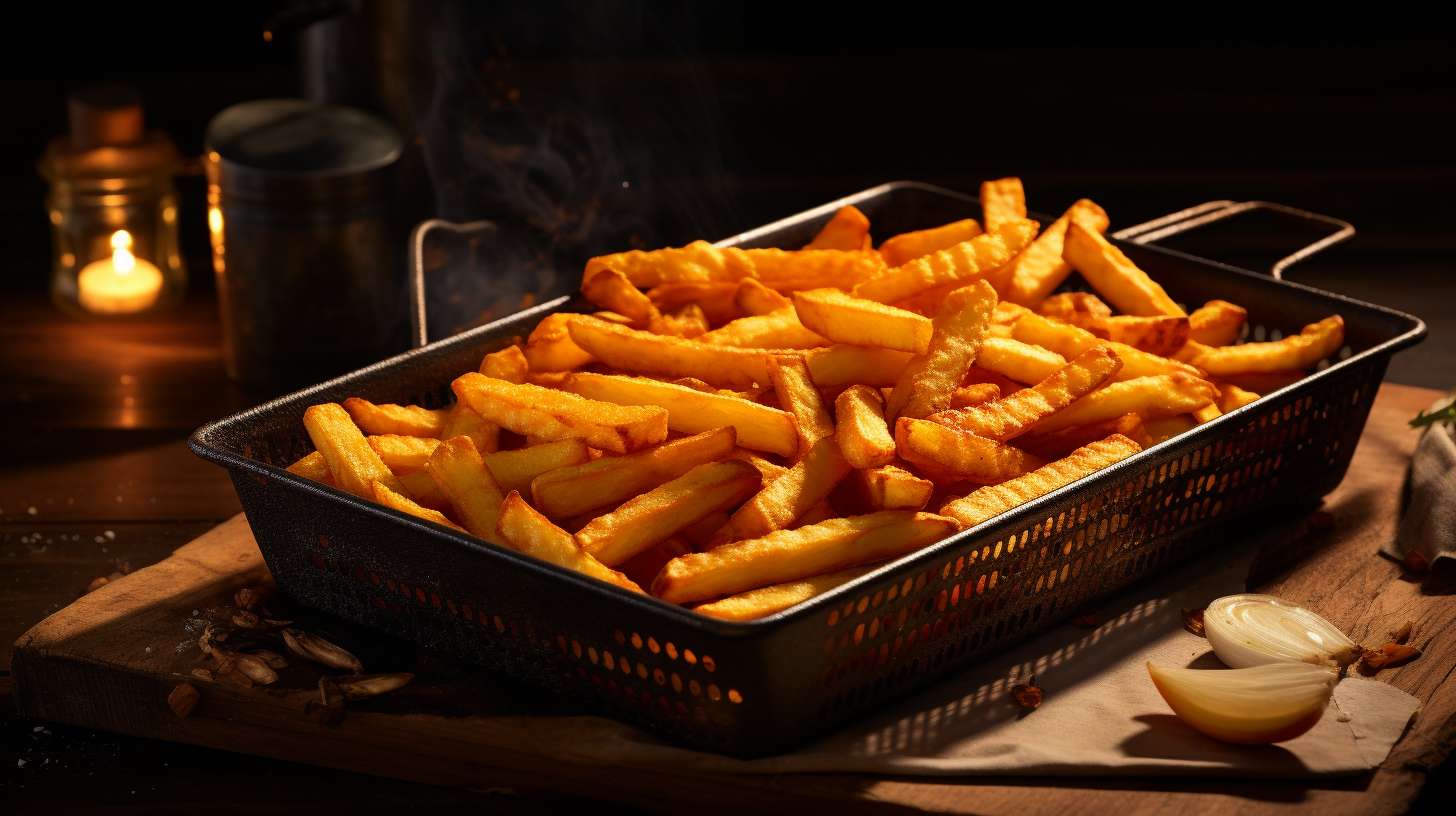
xmin=878 ymin=219 xmax=983 ymax=268
xmin=584 ymin=240 xmax=756 ymax=287
xmin=976 ymin=336 xmax=1068 ymax=384
xmin=563 ymin=373 xmax=798 ymax=456
xmin=962 ymin=367 xmax=1022 ymax=394
xmin=895 ymin=417 xmax=1044 ymax=483
xmin=1012 ymin=311 xmax=1202 ymax=381
xmin=1027 ymin=373 xmax=1218 ymax=434
xmin=854 ymin=465 xmax=934 ymax=511
xmin=928 ymin=346 xmax=1123 ymax=441
xmin=746 ymin=249 xmax=885 ymax=292
xmin=619 ymin=537 xmax=693 ymax=590
xmin=576 ymin=460 xmax=761 ymax=566
xmin=1092 ymin=315 xmax=1190 ymax=356
xmin=566 ymin=315 xmax=776 ymax=389
xmin=440 ymin=402 xmax=499 ymax=453
xmin=1189 ymin=299 xmax=1248 ymax=346
xmin=496 ymin=492 xmax=643 ymax=593
xmin=368 ymin=434 xmax=440 ymax=469
xmin=479 ymin=345 xmax=530 ymax=383
xmin=693 ymin=566 xmax=874 ymax=621
xmin=886 ymin=279 xmax=998 ymax=421
xmin=1192 ymin=403 xmax=1222 ymax=423
xmin=707 ymin=437 xmax=853 ymax=547
xmin=697 ymin=308 xmax=827 ymax=349
xmin=303 ymin=403 xmax=403 ymax=498
xmin=1063 ymin=221 xmax=1184 ymax=316
xmin=1016 ymin=413 xmax=1150 ymax=460
xmin=804 ymin=345 xmax=913 ymax=387
xmin=453 ymin=372 xmax=667 ymax=455
xmin=734 ymin=277 xmax=794 ymax=316
xmin=980 ymin=177 xmax=1026 ymax=232
xmin=805 ymin=205 xmax=872 ymax=251
xmin=728 ymin=448 xmax=789 ymax=481
xmin=1143 ymin=415 xmax=1196 ymax=444
xmin=851 ymin=221 xmax=1032 ymax=304
xmin=950 ymin=383 xmax=1002 ymax=408
xmin=581 ymin=267 xmax=659 ymax=328
xmin=770 ymin=356 xmax=835 ymax=454
xmin=1212 ymin=369 xmax=1306 ymax=393
xmin=286 ymin=451 xmax=330 ymax=482
xmin=425 ymin=435 xmax=506 ymax=540
xmin=1216 ymin=383 xmax=1261 ymax=413
xmin=1190 ymin=316 xmax=1344 ymax=376
xmin=530 ymin=427 xmax=737 ymax=518
xmin=939 ymin=434 xmax=1141 ymax=527
xmin=647 ymin=282 xmax=740 ymax=327
xmin=1036 ymin=291 xmax=1113 ymax=324
xmin=371 ymin=480 xmax=466 ymax=532
xmin=657 ymin=303 xmax=710 ymax=338
xmin=793 ymin=288 xmax=932 ymax=354
xmin=795 ymin=499 xmax=838 ymax=527
xmin=833 ymin=384 xmax=896 ymax=469
xmin=482 ymin=438 xmax=591 ymax=493
xmin=1003 ymin=199 xmax=1110 ymax=306
xmin=341 ymin=398 xmax=448 ymax=438
xmin=524 ymin=313 xmax=598 ymax=372
xmin=655 ymin=511 xmax=959 ymax=604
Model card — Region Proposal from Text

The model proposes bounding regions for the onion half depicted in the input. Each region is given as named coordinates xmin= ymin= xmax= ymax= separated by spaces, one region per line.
xmin=1203 ymin=594 xmax=1359 ymax=669
xmin=1147 ymin=662 xmax=1337 ymax=744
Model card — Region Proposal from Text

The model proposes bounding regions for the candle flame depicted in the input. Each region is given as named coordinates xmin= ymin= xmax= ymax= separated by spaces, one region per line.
xmin=110 ymin=230 xmax=136 ymax=276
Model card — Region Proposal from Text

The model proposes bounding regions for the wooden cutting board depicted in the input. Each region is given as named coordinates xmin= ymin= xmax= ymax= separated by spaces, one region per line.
xmin=11 ymin=384 xmax=1456 ymax=815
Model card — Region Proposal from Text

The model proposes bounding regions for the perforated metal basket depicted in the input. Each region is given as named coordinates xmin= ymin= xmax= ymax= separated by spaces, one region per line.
xmin=190 ymin=181 xmax=1425 ymax=756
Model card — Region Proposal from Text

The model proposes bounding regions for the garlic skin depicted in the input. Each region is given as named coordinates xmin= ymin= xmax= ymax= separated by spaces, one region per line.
xmin=1203 ymin=594 xmax=1359 ymax=669
xmin=1147 ymin=662 xmax=1337 ymax=744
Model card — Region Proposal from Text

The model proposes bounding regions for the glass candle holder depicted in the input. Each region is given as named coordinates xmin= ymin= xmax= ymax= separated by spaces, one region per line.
xmin=41 ymin=86 xmax=185 ymax=317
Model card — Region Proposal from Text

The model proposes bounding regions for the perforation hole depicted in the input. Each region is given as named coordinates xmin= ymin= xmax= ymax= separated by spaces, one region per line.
xmin=647 ymin=637 xmax=660 ymax=654
xmin=701 ymin=655 xmax=716 ymax=673
xmin=728 ymin=689 xmax=743 ymax=704
xmin=630 ymin=632 xmax=643 ymax=650
xmin=665 ymin=642 xmax=678 ymax=660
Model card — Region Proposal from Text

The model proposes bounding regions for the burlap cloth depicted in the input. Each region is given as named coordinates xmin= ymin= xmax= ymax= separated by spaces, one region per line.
xmin=1385 ymin=395 xmax=1456 ymax=568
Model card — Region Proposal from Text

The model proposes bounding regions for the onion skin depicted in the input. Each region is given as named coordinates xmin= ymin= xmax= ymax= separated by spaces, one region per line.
xmin=1147 ymin=663 xmax=1336 ymax=745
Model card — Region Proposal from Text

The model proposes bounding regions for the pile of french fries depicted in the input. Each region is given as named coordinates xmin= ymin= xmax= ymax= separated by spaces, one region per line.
xmin=287 ymin=178 xmax=1346 ymax=621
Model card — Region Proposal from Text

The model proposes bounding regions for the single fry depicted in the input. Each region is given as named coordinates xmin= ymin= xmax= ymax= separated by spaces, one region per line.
xmin=886 ymin=279 xmax=998 ymax=421
xmin=453 ymin=372 xmax=667 ymax=454
xmin=1063 ymin=221 xmax=1184 ymax=316
xmin=479 ymin=345 xmax=530 ymax=383
xmin=303 ymin=403 xmax=403 ymax=498
xmin=368 ymin=434 xmax=441 ymax=469
xmin=854 ymin=465 xmax=934 ymax=511
xmin=980 ymin=177 xmax=1026 ymax=232
xmin=371 ymin=481 xmax=465 ymax=532
xmin=734 ymin=277 xmax=793 ymax=316
xmin=950 ymin=383 xmax=1002 ymax=408
xmin=584 ymin=240 xmax=756 ymax=287
xmin=1216 ymin=383 xmax=1261 ymax=413
xmin=1004 ymin=199 xmax=1110 ymax=306
xmin=1093 ymin=315 xmax=1190 ymax=356
xmin=286 ymin=451 xmax=330 ymax=482
xmin=834 ymin=384 xmax=896 ymax=469
xmin=648 ymin=282 xmax=740 ymax=326
xmin=707 ymin=437 xmax=853 ymax=547
xmin=976 ymin=336 xmax=1068 ymax=384
xmin=1028 ymin=373 xmax=1218 ymax=434
xmin=440 ymin=403 xmax=499 ymax=453
xmin=425 ymin=436 xmax=507 ymax=541
xmin=805 ymin=205 xmax=872 ymax=251
xmin=939 ymin=435 xmax=1141 ymax=527
xmin=341 ymin=398 xmax=448 ymax=438
xmin=655 ymin=511 xmax=959 ymax=604
xmin=482 ymin=438 xmax=591 ymax=494
xmin=1012 ymin=311 xmax=1202 ymax=381
xmin=746 ymin=248 xmax=885 ymax=292
xmin=1037 ymin=291 xmax=1113 ymax=324
xmin=524 ymin=313 xmax=597 ymax=372
xmin=1192 ymin=403 xmax=1222 ymax=424
xmin=878 ymin=218 xmax=983 ymax=268
xmin=496 ymin=492 xmax=643 ymax=593
xmin=793 ymin=288 xmax=932 ymax=354
xmin=1144 ymin=415 xmax=1197 ymax=444
xmin=530 ymin=427 xmax=737 ymax=518
xmin=567 ymin=315 xmax=775 ymax=389
xmin=576 ymin=460 xmax=761 ymax=566
xmin=929 ymin=345 xmax=1123 ymax=441
xmin=895 ymin=417 xmax=1044 ymax=483
xmin=1189 ymin=300 xmax=1248 ymax=346
xmin=563 ymin=373 xmax=798 ymax=456
xmin=654 ymin=304 xmax=709 ymax=338
xmin=852 ymin=222 xmax=1031 ymax=304
xmin=770 ymin=355 xmax=835 ymax=453
xmin=581 ymin=267 xmax=659 ymax=328
xmin=1190 ymin=316 xmax=1344 ymax=376
xmin=693 ymin=566 xmax=874 ymax=621
xmin=1017 ymin=413 xmax=1150 ymax=460
xmin=698 ymin=308 xmax=827 ymax=349
xmin=805 ymin=345 xmax=913 ymax=387
xmin=396 ymin=469 xmax=449 ymax=509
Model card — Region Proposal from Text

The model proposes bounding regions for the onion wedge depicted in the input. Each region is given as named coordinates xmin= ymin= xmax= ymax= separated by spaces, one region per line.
xmin=1147 ymin=662 xmax=1337 ymax=744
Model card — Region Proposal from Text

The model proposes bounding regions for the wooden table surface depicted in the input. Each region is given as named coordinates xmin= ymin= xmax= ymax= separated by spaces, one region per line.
xmin=2 ymin=290 xmax=1452 ymax=814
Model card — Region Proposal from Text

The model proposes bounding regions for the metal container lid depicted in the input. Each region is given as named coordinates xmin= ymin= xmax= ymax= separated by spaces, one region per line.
xmin=205 ymin=99 xmax=402 ymax=208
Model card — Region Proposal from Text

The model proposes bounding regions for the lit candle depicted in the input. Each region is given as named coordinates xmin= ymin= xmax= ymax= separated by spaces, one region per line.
xmin=77 ymin=230 xmax=163 ymax=314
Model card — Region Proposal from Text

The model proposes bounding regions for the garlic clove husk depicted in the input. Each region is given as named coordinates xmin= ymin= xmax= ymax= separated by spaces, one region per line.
xmin=1147 ymin=661 xmax=1337 ymax=744
xmin=1203 ymin=594 xmax=1359 ymax=669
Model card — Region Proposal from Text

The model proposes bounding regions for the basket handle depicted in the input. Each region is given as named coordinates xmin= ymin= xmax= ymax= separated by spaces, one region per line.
xmin=409 ymin=218 xmax=497 ymax=348
xmin=1110 ymin=201 xmax=1355 ymax=280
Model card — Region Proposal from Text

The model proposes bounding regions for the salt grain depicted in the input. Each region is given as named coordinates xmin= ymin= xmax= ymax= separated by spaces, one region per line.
xmin=104 ymin=530 xmax=115 ymax=540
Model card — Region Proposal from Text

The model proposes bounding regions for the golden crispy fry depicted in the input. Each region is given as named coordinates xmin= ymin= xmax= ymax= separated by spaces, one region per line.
xmin=530 ymin=428 xmax=737 ymax=518
xmin=895 ymin=417 xmax=1044 ymax=483
xmin=453 ymin=372 xmax=667 ymax=454
xmin=440 ymin=402 xmax=499 ymax=453
xmin=708 ymin=437 xmax=853 ymax=547
xmin=693 ymin=566 xmax=874 ymax=621
xmin=1188 ymin=299 xmax=1248 ymax=346
xmin=886 ymin=279 xmax=998 ymax=421
xmin=371 ymin=480 xmax=465 ymax=532
xmin=963 ymin=367 xmax=1023 ymax=393
xmin=697 ymin=308 xmax=827 ymax=349
xmin=584 ymin=240 xmax=757 ymax=287
xmin=980 ymin=177 xmax=1026 ymax=232
xmin=566 ymin=315 xmax=776 ymax=389
xmin=770 ymin=356 xmax=834 ymax=454
xmin=581 ymin=267 xmax=659 ymax=327
xmin=647 ymin=282 xmax=740 ymax=326
xmin=303 ymin=403 xmax=403 ymax=498
xmin=481 ymin=438 xmax=591 ymax=493
xmin=976 ymin=336 xmax=1068 ymax=384
xmin=1017 ymin=413 xmax=1150 ymax=460
xmin=929 ymin=346 xmax=1123 ymax=441
xmin=1190 ymin=316 xmax=1344 ymax=376
xmin=854 ymin=465 xmax=934 ymax=511
xmin=496 ymin=492 xmax=643 ymax=593
xmin=1028 ymin=373 xmax=1218 ymax=434
xmin=878 ymin=218 xmax=983 ymax=268
xmin=805 ymin=345 xmax=913 ymax=387
xmin=793 ymin=288 xmax=932 ymax=354
xmin=525 ymin=371 xmax=572 ymax=389
xmin=1037 ymin=291 xmax=1113 ymax=323
xmin=563 ymin=373 xmax=798 ymax=456
xmin=479 ymin=345 xmax=530 ymax=383
xmin=655 ymin=303 xmax=709 ymax=338
xmin=1003 ymin=199 xmax=1110 ymax=306
xmin=834 ymin=384 xmax=897 ymax=469
xmin=341 ymin=398 xmax=448 ymax=438
xmin=1143 ymin=415 xmax=1196 ymax=444
xmin=368 ymin=434 xmax=440 ymax=469
xmin=852 ymin=221 xmax=1031 ymax=304
xmin=939 ymin=434 xmax=1141 ymax=527
xmin=796 ymin=499 xmax=838 ymax=527
xmin=1064 ymin=221 xmax=1184 ymax=316
xmin=1192 ymin=403 xmax=1222 ymax=423
xmin=734 ymin=277 xmax=794 ymax=316
xmin=1012 ymin=312 xmax=1202 ymax=381
xmin=805 ymin=205 xmax=872 ymax=251
xmin=524 ymin=313 xmax=598 ymax=372
xmin=728 ymin=448 xmax=790 ymax=482
xmin=396 ymin=469 xmax=449 ymax=509
xmin=746 ymin=249 xmax=885 ymax=292
xmin=1092 ymin=315 xmax=1190 ymax=356
xmin=655 ymin=511 xmax=958 ymax=604
xmin=619 ymin=536 xmax=693 ymax=591
xmin=425 ymin=436 xmax=507 ymax=541
xmin=576 ymin=460 xmax=761 ymax=566
xmin=286 ymin=450 xmax=330 ymax=482
xmin=950 ymin=383 xmax=1002 ymax=408
xmin=1216 ymin=383 xmax=1261 ymax=413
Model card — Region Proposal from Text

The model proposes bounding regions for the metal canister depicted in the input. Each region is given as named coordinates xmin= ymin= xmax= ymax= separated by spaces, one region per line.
xmin=205 ymin=99 xmax=406 ymax=389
